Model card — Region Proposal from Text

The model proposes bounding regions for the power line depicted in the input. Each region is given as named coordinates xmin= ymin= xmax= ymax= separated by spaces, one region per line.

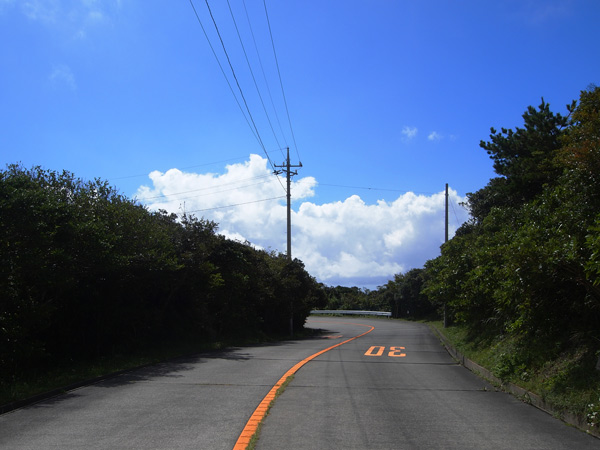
xmin=189 ymin=0 xmax=286 ymax=195
xmin=263 ymin=0 xmax=300 ymax=163
xmin=187 ymin=0 xmax=262 ymax=149
xmin=314 ymin=182 xmax=434 ymax=195
xmin=110 ymin=157 xmax=255 ymax=182
xmin=242 ymin=0 xmax=289 ymax=160
xmin=139 ymin=174 xmax=274 ymax=200
xmin=449 ymin=196 xmax=467 ymax=228
xmin=226 ymin=0 xmax=284 ymax=153
xmin=142 ymin=177 xmax=434 ymax=203
xmin=202 ymin=0 xmax=275 ymax=171
xmin=144 ymin=179 xmax=278 ymax=203
xmin=187 ymin=0 xmax=290 ymax=195
xmin=109 ymin=150 xmax=286 ymax=183
xmin=184 ymin=195 xmax=285 ymax=213
xmin=129 ymin=166 xmax=440 ymax=203
xmin=175 ymin=179 xmax=277 ymax=202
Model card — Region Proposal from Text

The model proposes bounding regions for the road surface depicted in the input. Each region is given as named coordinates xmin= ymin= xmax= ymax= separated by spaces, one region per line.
xmin=0 ymin=317 xmax=597 ymax=449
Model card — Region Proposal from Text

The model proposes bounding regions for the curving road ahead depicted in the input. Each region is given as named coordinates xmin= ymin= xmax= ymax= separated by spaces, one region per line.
xmin=258 ymin=318 xmax=599 ymax=449
xmin=0 ymin=317 xmax=598 ymax=449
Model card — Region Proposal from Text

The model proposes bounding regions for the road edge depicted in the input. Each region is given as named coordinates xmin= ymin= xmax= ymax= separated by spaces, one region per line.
xmin=428 ymin=324 xmax=600 ymax=439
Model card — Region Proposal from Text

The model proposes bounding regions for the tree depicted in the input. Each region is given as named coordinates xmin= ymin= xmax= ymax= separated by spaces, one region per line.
xmin=0 ymin=163 xmax=330 ymax=386
xmin=559 ymin=85 xmax=600 ymax=174
xmin=466 ymin=99 xmax=570 ymax=224
xmin=425 ymin=87 xmax=600 ymax=352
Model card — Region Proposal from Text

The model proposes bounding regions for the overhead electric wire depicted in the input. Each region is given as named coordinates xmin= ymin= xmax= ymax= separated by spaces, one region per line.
xmin=202 ymin=0 xmax=275 ymax=172
xmin=242 ymin=0 xmax=289 ymax=159
xmin=187 ymin=0 xmax=261 ymax=148
xmin=185 ymin=195 xmax=286 ymax=213
xmin=189 ymin=0 xmax=286 ymax=196
xmin=110 ymin=150 xmax=285 ymax=182
xmin=186 ymin=0 xmax=300 ymax=201
xmin=140 ymin=173 xmax=274 ymax=200
xmin=314 ymin=182 xmax=431 ymax=194
xmin=178 ymin=179 xmax=278 ymax=202
xmin=449 ymin=197 xmax=466 ymax=228
xmin=144 ymin=178 xmax=279 ymax=203
xmin=263 ymin=0 xmax=300 ymax=163
xmin=226 ymin=0 xmax=284 ymax=153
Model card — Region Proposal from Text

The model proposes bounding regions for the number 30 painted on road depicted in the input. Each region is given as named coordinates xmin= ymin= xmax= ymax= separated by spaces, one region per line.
xmin=364 ymin=346 xmax=406 ymax=357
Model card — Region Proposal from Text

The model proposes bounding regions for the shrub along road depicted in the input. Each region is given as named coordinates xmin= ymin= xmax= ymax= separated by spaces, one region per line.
xmin=1 ymin=317 xmax=598 ymax=449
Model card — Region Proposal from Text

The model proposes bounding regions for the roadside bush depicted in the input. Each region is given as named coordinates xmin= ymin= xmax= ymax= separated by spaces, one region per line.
xmin=0 ymin=164 xmax=321 ymax=384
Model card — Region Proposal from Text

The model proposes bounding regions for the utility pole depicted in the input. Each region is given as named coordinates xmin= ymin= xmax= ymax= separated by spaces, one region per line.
xmin=274 ymin=148 xmax=302 ymax=261
xmin=444 ymin=183 xmax=449 ymax=328
xmin=445 ymin=183 xmax=449 ymax=244
xmin=274 ymin=148 xmax=302 ymax=337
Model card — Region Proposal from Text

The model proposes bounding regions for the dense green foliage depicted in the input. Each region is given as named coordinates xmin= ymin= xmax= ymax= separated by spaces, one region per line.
xmin=321 ymin=286 xmax=376 ymax=311
xmin=320 ymin=268 xmax=435 ymax=320
xmin=0 ymin=165 xmax=323 ymax=385
xmin=422 ymin=87 xmax=600 ymax=406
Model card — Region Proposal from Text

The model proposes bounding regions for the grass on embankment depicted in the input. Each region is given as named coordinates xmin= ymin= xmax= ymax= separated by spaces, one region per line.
xmin=428 ymin=321 xmax=600 ymax=429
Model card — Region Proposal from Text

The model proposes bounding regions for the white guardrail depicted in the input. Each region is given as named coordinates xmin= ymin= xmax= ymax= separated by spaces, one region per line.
xmin=310 ymin=310 xmax=392 ymax=317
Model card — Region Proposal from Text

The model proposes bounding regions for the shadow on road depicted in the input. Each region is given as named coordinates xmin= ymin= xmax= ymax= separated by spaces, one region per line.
xmin=7 ymin=329 xmax=339 ymax=414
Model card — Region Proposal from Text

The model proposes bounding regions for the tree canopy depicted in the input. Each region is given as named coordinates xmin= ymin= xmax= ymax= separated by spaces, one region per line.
xmin=0 ymin=165 xmax=323 ymax=383
xmin=423 ymin=86 xmax=600 ymax=356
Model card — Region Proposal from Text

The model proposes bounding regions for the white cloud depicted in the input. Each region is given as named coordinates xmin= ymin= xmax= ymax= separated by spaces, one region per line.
xmin=22 ymin=0 xmax=59 ymax=23
xmin=401 ymin=126 xmax=418 ymax=140
xmin=137 ymin=155 xmax=469 ymax=289
xmin=12 ymin=0 xmax=120 ymax=38
xmin=49 ymin=64 xmax=76 ymax=90
xmin=428 ymin=131 xmax=442 ymax=141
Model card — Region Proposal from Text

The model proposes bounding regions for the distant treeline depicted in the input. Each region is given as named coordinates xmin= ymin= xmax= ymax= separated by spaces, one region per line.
xmin=0 ymin=165 xmax=324 ymax=381
xmin=320 ymin=268 xmax=436 ymax=320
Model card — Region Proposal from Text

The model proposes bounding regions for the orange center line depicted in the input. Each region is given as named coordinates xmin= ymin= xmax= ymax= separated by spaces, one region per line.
xmin=232 ymin=321 xmax=375 ymax=449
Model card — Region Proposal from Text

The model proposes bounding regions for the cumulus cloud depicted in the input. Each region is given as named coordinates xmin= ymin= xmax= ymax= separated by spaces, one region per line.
xmin=428 ymin=131 xmax=442 ymax=141
xmin=401 ymin=126 xmax=418 ymax=140
xmin=136 ymin=154 xmax=316 ymax=241
xmin=136 ymin=155 xmax=469 ymax=289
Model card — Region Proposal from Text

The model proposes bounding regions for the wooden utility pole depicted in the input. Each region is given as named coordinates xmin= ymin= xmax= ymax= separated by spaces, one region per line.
xmin=274 ymin=148 xmax=302 ymax=261
xmin=444 ymin=183 xmax=449 ymax=328
xmin=274 ymin=148 xmax=302 ymax=337
xmin=445 ymin=183 xmax=449 ymax=244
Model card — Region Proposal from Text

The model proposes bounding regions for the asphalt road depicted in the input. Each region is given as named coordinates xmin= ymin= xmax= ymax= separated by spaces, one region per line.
xmin=258 ymin=318 xmax=599 ymax=449
xmin=0 ymin=317 xmax=598 ymax=449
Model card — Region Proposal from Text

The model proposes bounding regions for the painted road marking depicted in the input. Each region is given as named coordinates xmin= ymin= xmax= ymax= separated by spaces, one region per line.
xmin=388 ymin=346 xmax=406 ymax=357
xmin=232 ymin=321 xmax=375 ymax=450
xmin=365 ymin=345 xmax=385 ymax=356
xmin=364 ymin=346 xmax=406 ymax=357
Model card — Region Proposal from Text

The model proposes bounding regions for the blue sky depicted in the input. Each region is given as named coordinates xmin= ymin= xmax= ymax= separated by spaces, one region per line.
xmin=2 ymin=0 xmax=599 ymax=289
